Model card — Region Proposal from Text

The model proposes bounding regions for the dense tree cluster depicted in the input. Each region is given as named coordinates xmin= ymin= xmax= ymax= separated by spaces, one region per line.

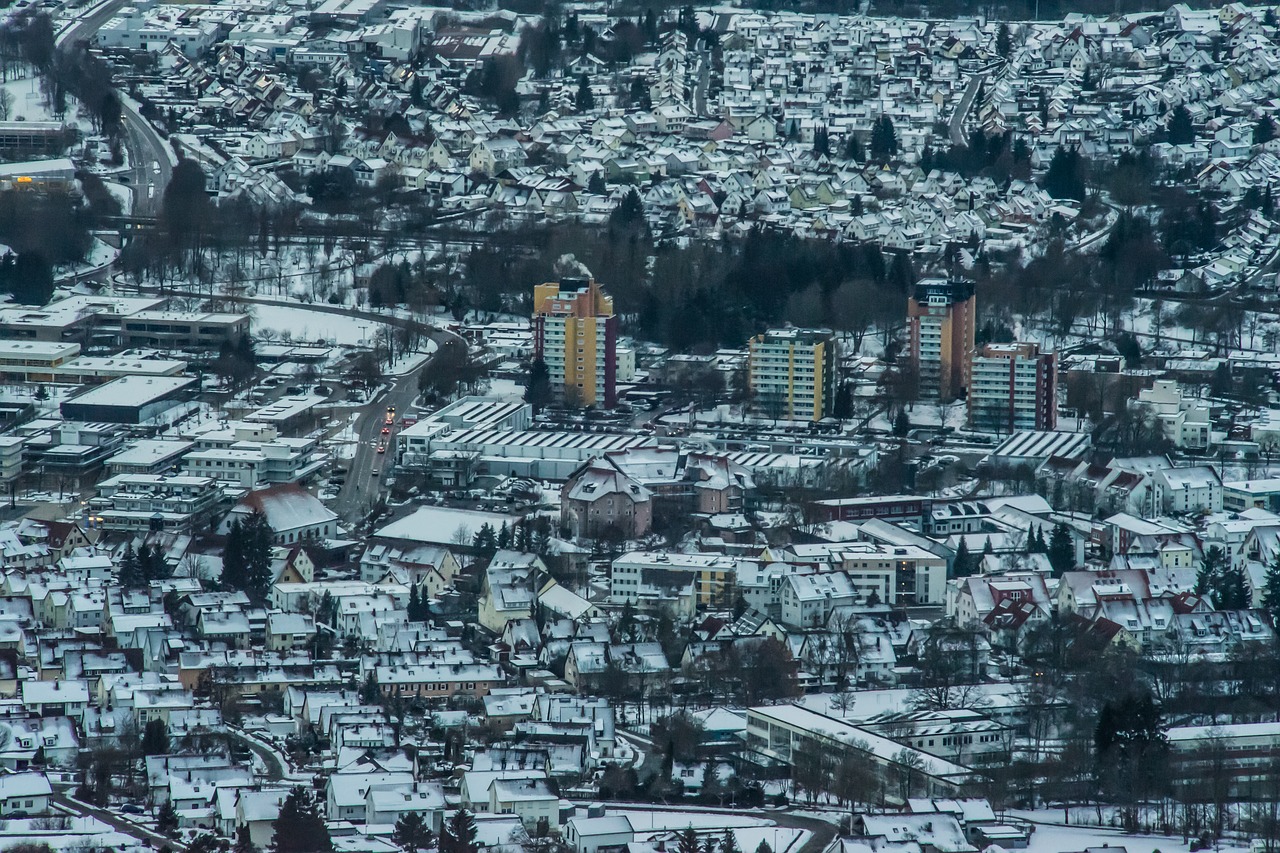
xmin=118 ymin=541 xmax=172 ymax=589
xmin=222 ymin=509 xmax=274 ymax=604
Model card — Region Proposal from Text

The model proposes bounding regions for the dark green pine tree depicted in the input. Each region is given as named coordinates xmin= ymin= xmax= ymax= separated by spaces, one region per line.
xmin=440 ymin=809 xmax=479 ymax=853
xmin=118 ymin=542 xmax=144 ymax=589
xmin=525 ymin=358 xmax=553 ymax=414
xmin=234 ymin=825 xmax=261 ymax=853
xmin=1214 ymin=563 xmax=1252 ymax=611
xmin=141 ymin=718 xmax=169 ymax=756
xmin=675 ymin=828 xmax=700 ymax=853
xmin=157 ymin=801 xmax=179 ymax=837
xmin=952 ymin=538 xmax=973 ymax=578
xmin=393 ymin=811 xmax=434 ymax=852
xmin=223 ymin=509 xmax=274 ymax=603
xmin=869 ymin=115 xmax=898 ymax=161
xmin=361 ymin=670 xmax=380 ymax=704
xmin=844 ymin=133 xmax=865 ymax=162
xmin=892 ymin=409 xmax=910 ymax=437
xmin=139 ymin=542 xmax=172 ymax=583
xmin=1043 ymin=145 xmax=1086 ymax=200
xmin=1196 ymin=545 xmax=1227 ymax=595
xmin=720 ymin=829 xmax=742 ymax=853
xmin=472 ymin=523 xmax=497 ymax=556
xmin=1167 ymin=104 xmax=1195 ymax=145
xmin=996 ymin=23 xmax=1012 ymax=58
xmin=1261 ymin=554 xmax=1280 ymax=623
xmin=1255 ymin=116 xmax=1277 ymax=145
xmin=574 ymin=73 xmax=595 ymax=112
xmin=271 ymin=786 xmax=333 ymax=853
xmin=1048 ymin=522 xmax=1074 ymax=575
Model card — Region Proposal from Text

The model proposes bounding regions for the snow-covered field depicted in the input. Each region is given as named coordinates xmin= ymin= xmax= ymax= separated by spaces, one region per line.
xmin=0 ymin=75 xmax=53 ymax=123
xmin=251 ymin=304 xmax=378 ymax=346
xmin=1022 ymin=821 xmax=1194 ymax=853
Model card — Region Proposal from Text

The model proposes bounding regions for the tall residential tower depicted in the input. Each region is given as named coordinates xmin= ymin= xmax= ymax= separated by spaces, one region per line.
xmin=533 ymin=277 xmax=618 ymax=408
xmin=968 ymin=342 xmax=1058 ymax=433
xmin=747 ymin=328 xmax=838 ymax=422
xmin=907 ymin=278 xmax=976 ymax=401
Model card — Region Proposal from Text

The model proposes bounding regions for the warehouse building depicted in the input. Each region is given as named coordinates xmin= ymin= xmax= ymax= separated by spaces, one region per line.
xmin=60 ymin=376 xmax=198 ymax=425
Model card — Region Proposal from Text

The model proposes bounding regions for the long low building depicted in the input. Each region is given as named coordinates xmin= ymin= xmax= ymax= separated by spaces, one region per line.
xmin=745 ymin=704 xmax=975 ymax=804
xmin=1167 ymin=721 xmax=1280 ymax=797
xmin=0 ymin=340 xmax=81 ymax=382
xmin=399 ymin=426 xmax=658 ymax=480
xmin=60 ymin=376 xmax=198 ymax=425
xmin=0 ymin=343 xmax=188 ymax=384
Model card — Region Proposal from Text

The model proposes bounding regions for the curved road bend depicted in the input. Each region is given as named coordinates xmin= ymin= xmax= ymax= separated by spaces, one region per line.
xmin=59 ymin=0 xmax=174 ymax=215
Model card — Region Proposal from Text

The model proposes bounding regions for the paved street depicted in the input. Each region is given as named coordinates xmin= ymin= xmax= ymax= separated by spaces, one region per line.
xmin=53 ymin=792 xmax=188 ymax=852
xmin=336 ymin=331 xmax=467 ymax=523
xmin=948 ymin=72 xmax=986 ymax=147
xmin=58 ymin=0 xmax=173 ymax=216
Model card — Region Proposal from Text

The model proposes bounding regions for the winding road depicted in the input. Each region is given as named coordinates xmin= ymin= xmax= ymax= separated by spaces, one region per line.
xmin=116 ymin=283 xmax=465 ymax=520
xmin=58 ymin=0 xmax=174 ymax=216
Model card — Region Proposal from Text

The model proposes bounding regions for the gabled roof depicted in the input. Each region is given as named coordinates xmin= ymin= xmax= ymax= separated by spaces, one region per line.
xmin=234 ymin=484 xmax=338 ymax=533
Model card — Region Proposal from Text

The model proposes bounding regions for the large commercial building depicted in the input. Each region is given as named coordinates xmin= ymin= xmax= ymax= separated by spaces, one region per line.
xmin=908 ymin=279 xmax=975 ymax=401
xmin=90 ymin=473 xmax=224 ymax=534
xmin=0 ymin=295 xmax=165 ymax=346
xmin=747 ymin=328 xmax=837 ymax=422
xmin=120 ymin=311 xmax=250 ymax=351
xmin=532 ymin=277 xmax=618 ymax=408
xmin=60 ymin=376 xmax=198 ymax=425
xmin=744 ymin=704 xmax=973 ymax=802
xmin=967 ymin=342 xmax=1057 ymax=432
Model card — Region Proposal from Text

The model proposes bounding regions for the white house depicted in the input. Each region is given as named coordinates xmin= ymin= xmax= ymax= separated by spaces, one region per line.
xmin=779 ymin=572 xmax=857 ymax=629
xmin=488 ymin=777 xmax=558 ymax=829
xmin=0 ymin=772 xmax=51 ymax=815
xmin=565 ymin=815 xmax=634 ymax=853
xmin=1155 ymin=466 xmax=1223 ymax=514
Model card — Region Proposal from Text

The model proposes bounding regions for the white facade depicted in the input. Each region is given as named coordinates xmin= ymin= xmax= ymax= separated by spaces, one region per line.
xmin=1135 ymin=380 xmax=1220 ymax=450
xmin=968 ymin=343 xmax=1054 ymax=432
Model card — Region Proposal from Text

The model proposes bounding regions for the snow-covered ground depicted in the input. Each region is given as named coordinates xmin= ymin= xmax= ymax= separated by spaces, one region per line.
xmin=0 ymin=75 xmax=53 ymax=123
xmin=1021 ymin=820 xmax=1198 ymax=853
xmin=0 ymin=813 xmax=144 ymax=851
xmin=103 ymin=180 xmax=133 ymax=212
xmin=603 ymin=808 xmax=773 ymax=832
xmin=387 ymin=346 xmax=436 ymax=376
xmin=728 ymin=826 xmax=808 ymax=853
xmin=485 ymin=377 xmax=527 ymax=403
xmin=325 ymin=415 xmax=360 ymax=461
xmin=54 ymin=237 xmax=119 ymax=283
xmin=251 ymin=304 xmax=379 ymax=346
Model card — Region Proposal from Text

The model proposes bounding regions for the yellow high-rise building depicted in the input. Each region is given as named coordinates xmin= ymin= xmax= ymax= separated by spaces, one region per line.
xmin=532 ymin=277 xmax=618 ymax=408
